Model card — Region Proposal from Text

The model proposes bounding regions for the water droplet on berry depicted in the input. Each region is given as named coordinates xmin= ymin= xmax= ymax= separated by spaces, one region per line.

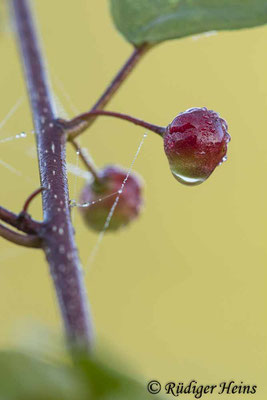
xmin=218 ymin=155 xmax=228 ymax=166
xmin=171 ymin=169 xmax=205 ymax=185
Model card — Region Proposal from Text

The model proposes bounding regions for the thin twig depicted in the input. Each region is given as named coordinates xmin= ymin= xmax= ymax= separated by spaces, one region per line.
xmin=0 ymin=223 xmax=41 ymax=248
xmin=70 ymin=139 xmax=100 ymax=183
xmin=92 ymin=44 xmax=150 ymax=111
xmin=22 ymin=187 xmax=44 ymax=213
xmin=62 ymin=110 xmax=166 ymax=140
xmin=67 ymin=44 xmax=151 ymax=139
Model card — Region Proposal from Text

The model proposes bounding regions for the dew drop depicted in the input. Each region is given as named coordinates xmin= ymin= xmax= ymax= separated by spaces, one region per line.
xmin=219 ymin=155 xmax=228 ymax=166
xmin=78 ymin=202 xmax=88 ymax=208
xmin=15 ymin=132 xmax=27 ymax=139
xmin=69 ymin=199 xmax=76 ymax=207
xmin=171 ymin=168 xmax=205 ymax=186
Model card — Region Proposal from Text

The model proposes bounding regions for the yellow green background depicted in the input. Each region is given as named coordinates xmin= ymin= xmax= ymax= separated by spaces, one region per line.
xmin=0 ymin=0 xmax=266 ymax=398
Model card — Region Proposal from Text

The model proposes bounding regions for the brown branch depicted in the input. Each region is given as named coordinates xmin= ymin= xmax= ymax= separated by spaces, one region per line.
xmin=0 ymin=223 xmax=41 ymax=248
xmin=62 ymin=110 xmax=166 ymax=140
xmin=11 ymin=0 xmax=93 ymax=350
xmin=92 ymin=44 xmax=150 ymax=111
xmin=66 ymin=44 xmax=151 ymax=139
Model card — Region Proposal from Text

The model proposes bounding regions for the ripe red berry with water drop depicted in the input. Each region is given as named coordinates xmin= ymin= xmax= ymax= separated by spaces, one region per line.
xmin=79 ymin=165 xmax=143 ymax=232
xmin=163 ymin=107 xmax=231 ymax=185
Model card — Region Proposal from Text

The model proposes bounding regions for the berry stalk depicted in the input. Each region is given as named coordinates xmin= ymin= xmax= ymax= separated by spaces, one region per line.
xmin=70 ymin=139 xmax=100 ymax=183
xmin=61 ymin=110 xmax=166 ymax=140
xmin=22 ymin=187 xmax=44 ymax=214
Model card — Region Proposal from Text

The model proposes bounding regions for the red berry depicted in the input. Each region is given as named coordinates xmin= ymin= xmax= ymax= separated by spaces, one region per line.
xmin=79 ymin=165 xmax=143 ymax=232
xmin=163 ymin=107 xmax=231 ymax=185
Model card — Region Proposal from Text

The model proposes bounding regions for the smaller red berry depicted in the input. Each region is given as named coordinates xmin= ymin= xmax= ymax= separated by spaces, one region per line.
xmin=79 ymin=165 xmax=143 ymax=232
xmin=163 ymin=107 xmax=231 ymax=185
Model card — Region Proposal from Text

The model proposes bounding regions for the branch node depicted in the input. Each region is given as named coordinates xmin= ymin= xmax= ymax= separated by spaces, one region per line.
xmin=57 ymin=118 xmax=89 ymax=140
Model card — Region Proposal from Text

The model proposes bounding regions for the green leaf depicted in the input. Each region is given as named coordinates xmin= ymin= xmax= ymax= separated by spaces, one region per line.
xmin=0 ymin=349 xmax=160 ymax=400
xmin=109 ymin=0 xmax=267 ymax=45
xmin=75 ymin=353 xmax=157 ymax=400
xmin=0 ymin=351 xmax=88 ymax=400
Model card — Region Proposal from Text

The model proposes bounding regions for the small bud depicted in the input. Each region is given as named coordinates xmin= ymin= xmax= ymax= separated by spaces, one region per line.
xmin=163 ymin=107 xmax=231 ymax=185
xmin=79 ymin=165 xmax=143 ymax=232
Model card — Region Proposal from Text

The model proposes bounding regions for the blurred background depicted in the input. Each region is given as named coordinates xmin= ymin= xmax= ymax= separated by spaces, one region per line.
xmin=0 ymin=0 xmax=266 ymax=397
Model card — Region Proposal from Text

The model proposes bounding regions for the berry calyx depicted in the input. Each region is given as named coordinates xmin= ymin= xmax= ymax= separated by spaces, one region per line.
xmin=79 ymin=165 xmax=143 ymax=232
xmin=163 ymin=107 xmax=231 ymax=185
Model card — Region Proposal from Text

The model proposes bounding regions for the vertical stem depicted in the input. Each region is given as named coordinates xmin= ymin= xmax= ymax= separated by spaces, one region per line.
xmin=11 ymin=0 xmax=93 ymax=350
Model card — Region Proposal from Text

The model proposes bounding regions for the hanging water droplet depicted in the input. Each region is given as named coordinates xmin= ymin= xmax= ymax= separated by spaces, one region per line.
xmin=171 ymin=168 xmax=205 ymax=186
xmin=218 ymin=154 xmax=228 ymax=166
